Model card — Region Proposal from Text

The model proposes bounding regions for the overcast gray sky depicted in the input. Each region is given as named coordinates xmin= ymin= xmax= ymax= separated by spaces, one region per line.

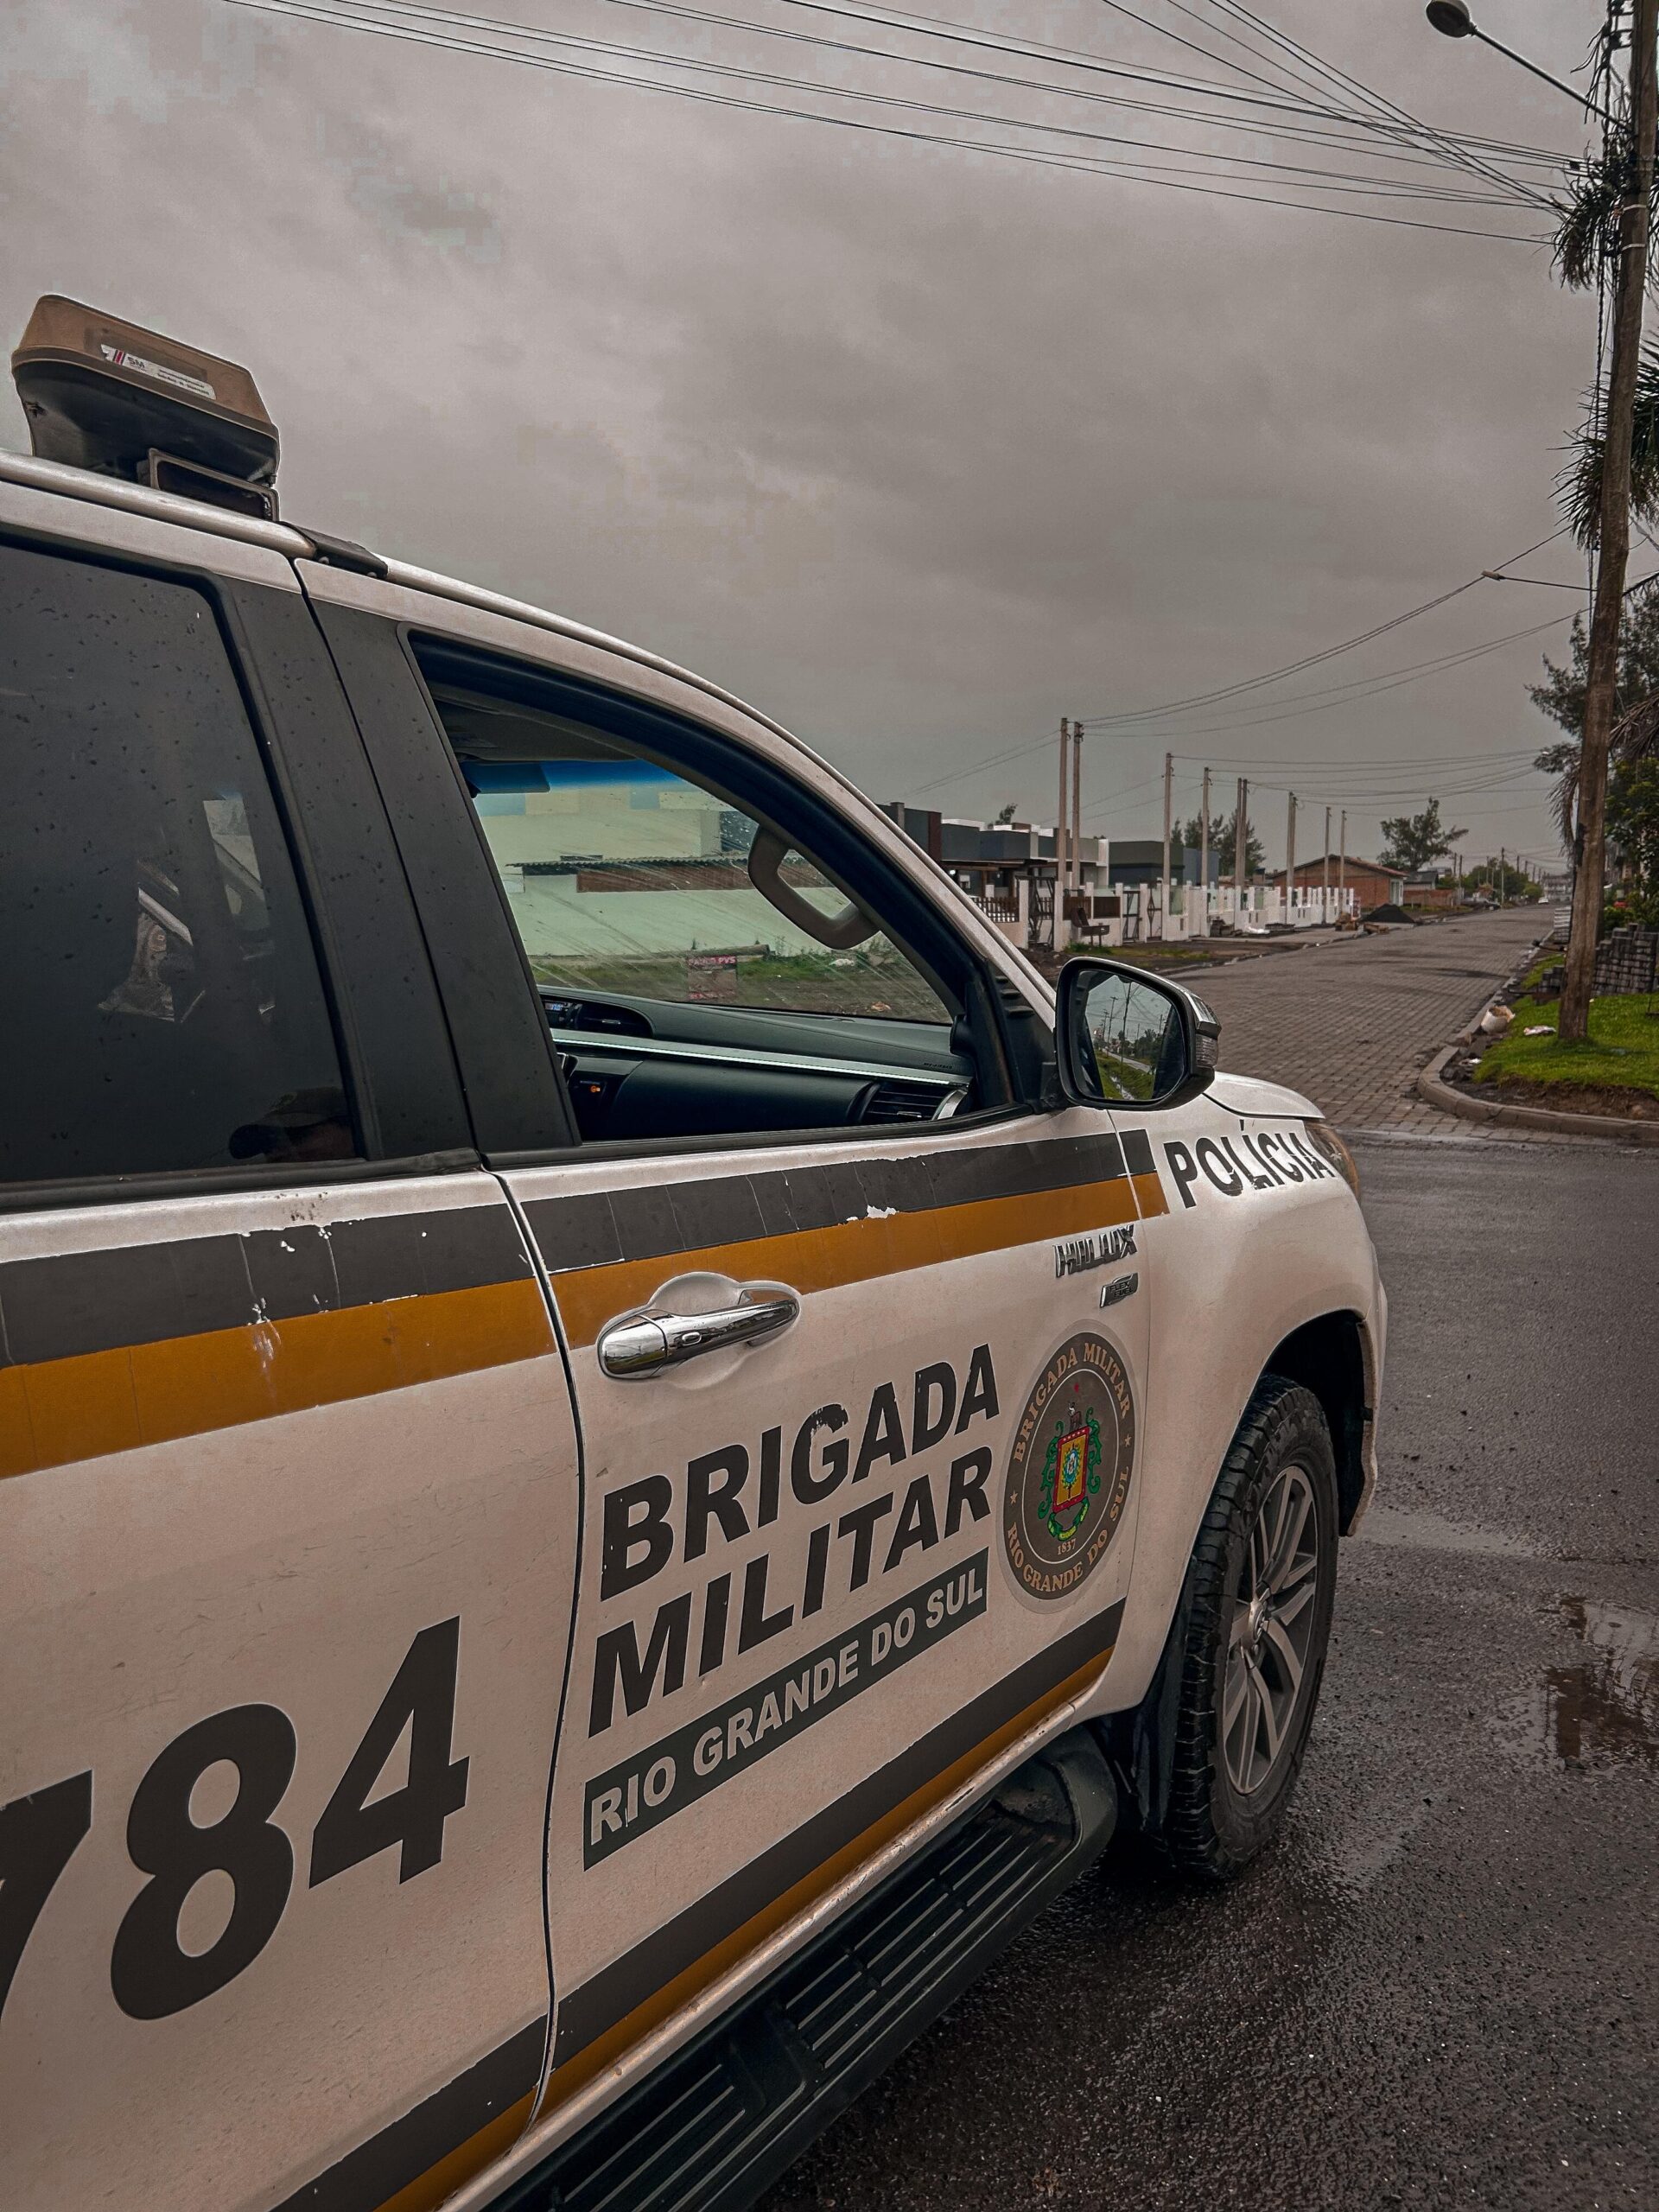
xmin=1 ymin=0 xmax=1612 ymax=868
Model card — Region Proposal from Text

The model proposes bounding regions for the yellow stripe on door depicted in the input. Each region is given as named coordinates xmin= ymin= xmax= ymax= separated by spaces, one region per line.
xmin=0 ymin=1278 xmax=554 ymax=1481
xmin=550 ymin=1173 xmax=1146 ymax=1348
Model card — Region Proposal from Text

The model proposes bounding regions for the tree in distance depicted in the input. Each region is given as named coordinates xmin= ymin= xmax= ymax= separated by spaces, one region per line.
xmin=1378 ymin=797 xmax=1467 ymax=872
xmin=1461 ymin=859 xmax=1541 ymax=900
xmin=1531 ymin=594 xmax=1659 ymax=926
xmin=1180 ymin=809 xmax=1263 ymax=876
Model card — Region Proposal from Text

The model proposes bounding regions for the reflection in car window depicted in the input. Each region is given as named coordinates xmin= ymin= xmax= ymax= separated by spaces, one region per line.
xmin=435 ymin=689 xmax=950 ymax=1023
xmin=0 ymin=544 xmax=353 ymax=1184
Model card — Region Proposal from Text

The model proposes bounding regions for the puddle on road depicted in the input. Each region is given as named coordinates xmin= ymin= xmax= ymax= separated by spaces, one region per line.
xmin=1503 ymin=1595 xmax=1659 ymax=1771
xmin=1355 ymin=1503 xmax=1533 ymax=1558
xmin=1355 ymin=1508 xmax=1657 ymax=1771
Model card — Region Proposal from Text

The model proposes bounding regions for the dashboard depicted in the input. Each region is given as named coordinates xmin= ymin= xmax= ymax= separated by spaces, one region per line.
xmin=540 ymin=990 xmax=973 ymax=1142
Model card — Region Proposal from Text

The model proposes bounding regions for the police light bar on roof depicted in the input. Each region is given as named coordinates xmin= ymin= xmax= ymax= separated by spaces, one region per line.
xmin=11 ymin=296 xmax=280 ymax=518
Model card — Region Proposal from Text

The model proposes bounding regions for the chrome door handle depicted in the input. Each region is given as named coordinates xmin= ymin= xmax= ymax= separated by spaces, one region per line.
xmin=597 ymin=1288 xmax=799 ymax=1378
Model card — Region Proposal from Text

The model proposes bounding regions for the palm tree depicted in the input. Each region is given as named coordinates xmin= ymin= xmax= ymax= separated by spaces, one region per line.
xmin=1552 ymin=127 xmax=1659 ymax=546
xmin=1536 ymin=127 xmax=1659 ymax=933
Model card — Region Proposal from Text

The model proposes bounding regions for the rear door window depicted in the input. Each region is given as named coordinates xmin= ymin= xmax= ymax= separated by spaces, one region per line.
xmin=0 ymin=541 xmax=351 ymax=1185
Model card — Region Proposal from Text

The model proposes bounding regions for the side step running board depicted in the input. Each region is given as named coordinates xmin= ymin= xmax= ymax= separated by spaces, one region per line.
xmin=499 ymin=1726 xmax=1117 ymax=2212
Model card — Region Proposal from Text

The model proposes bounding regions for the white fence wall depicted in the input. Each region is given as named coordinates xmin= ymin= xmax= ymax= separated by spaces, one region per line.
xmin=963 ymin=879 xmax=1362 ymax=950
xmin=1147 ymin=882 xmax=1360 ymax=941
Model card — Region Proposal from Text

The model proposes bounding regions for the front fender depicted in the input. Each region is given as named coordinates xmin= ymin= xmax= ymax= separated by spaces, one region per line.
xmin=1087 ymin=1096 xmax=1385 ymax=1715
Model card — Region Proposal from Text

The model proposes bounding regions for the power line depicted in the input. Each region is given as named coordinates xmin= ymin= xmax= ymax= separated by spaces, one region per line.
xmin=1074 ymin=529 xmax=1567 ymax=728
xmin=1086 ymin=759 xmax=1554 ymax=834
xmin=226 ymin=0 xmax=1554 ymax=233
xmin=905 ymin=612 xmax=1565 ymax=800
xmin=1177 ymin=741 xmax=1539 ymax=766
xmin=1231 ymin=765 xmax=1543 ymax=801
xmin=225 ymin=0 xmax=1579 ymax=821
xmin=602 ymin=0 xmax=1566 ymax=162
xmin=1175 ymin=750 xmax=1543 ymax=791
xmin=258 ymin=0 xmax=1535 ymax=205
xmin=1100 ymin=618 xmax=1573 ymax=744
xmin=1173 ymin=745 xmax=1540 ymax=773
xmin=245 ymin=0 xmax=1543 ymax=206
xmin=909 ymin=549 xmax=1574 ymax=805
xmin=1155 ymin=739 xmax=1554 ymax=814
xmin=1191 ymin=0 xmax=1567 ymax=214
xmin=1095 ymin=0 xmax=1554 ymax=213
xmin=581 ymin=0 xmax=1560 ymax=196
xmin=764 ymin=0 xmax=1571 ymax=160
xmin=1481 ymin=572 xmax=1598 ymax=588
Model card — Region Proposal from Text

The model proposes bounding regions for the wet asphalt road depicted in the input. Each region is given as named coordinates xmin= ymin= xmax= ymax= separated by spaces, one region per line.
xmin=765 ymin=1135 xmax=1659 ymax=2211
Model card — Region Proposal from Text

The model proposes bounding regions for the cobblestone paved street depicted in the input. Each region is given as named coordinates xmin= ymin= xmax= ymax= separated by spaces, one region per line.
xmin=1187 ymin=906 xmax=1550 ymax=1135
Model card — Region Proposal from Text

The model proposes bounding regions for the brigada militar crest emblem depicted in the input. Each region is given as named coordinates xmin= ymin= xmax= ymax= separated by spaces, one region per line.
xmin=1043 ymin=1409 xmax=1101 ymax=1538
xmin=1003 ymin=1332 xmax=1135 ymax=1604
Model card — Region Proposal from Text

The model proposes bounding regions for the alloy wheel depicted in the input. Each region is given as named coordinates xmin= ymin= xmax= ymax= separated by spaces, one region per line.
xmin=1221 ymin=1465 xmax=1321 ymax=1796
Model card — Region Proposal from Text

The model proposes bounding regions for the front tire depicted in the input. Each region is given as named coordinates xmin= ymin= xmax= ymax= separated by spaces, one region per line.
xmin=1160 ymin=1377 xmax=1339 ymax=1883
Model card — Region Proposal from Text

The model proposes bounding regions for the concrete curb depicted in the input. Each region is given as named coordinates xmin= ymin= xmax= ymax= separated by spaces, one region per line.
xmin=1122 ymin=906 xmax=1522 ymax=981
xmin=1111 ymin=930 xmax=1351 ymax=981
xmin=1415 ymin=1042 xmax=1659 ymax=1145
xmin=1064 ymin=905 xmax=1522 ymax=983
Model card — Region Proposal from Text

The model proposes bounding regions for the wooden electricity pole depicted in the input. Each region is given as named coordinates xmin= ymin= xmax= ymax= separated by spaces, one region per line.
xmin=1055 ymin=719 xmax=1069 ymax=950
xmin=1071 ymin=716 xmax=1083 ymax=930
xmin=1323 ymin=804 xmax=1332 ymax=923
xmin=1160 ymin=752 xmax=1173 ymax=942
xmin=1339 ymin=808 xmax=1347 ymax=916
xmin=1234 ymin=776 xmax=1249 ymax=897
xmin=1561 ymin=0 xmax=1659 ymax=1039
xmin=1285 ymin=791 xmax=1297 ymax=923
xmin=1200 ymin=764 xmax=1211 ymax=933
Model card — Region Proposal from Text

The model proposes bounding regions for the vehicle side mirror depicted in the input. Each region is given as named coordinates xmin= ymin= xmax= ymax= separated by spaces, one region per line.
xmin=1053 ymin=957 xmax=1220 ymax=1109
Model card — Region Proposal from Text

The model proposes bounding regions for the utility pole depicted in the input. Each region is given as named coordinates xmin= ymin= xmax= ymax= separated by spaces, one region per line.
xmin=1234 ymin=776 xmax=1249 ymax=899
xmin=1339 ymin=808 xmax=1347 ymax=915
xmin=1561 ymin=0 xmax=1659 ymax=1040
xmin=1499 ymin=846 xmax=1508 ymax=906
xmin=1323 ymin=804 xmax=1332 ymax=925
xmin=1286 ymin=791 xmax=1297 ymax=925
xmin=1055 ymin=719 xmax=1068 ymax=951
xmin=1160 ymin=751 xmax=1173 ymax=943
xmin=1071 ymin=715 xmax=1083 ymax=932
xmin=1200 ymin=764 xmax=1211 ymax=935
xmin=1071 ymin=716 xmax=1084 ymax=906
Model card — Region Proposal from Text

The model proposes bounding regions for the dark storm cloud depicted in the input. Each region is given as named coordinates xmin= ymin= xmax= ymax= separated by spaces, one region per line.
xmin=326 ymin=126 xmax=503 ymax=263
xmin=0 ymin=0 xmax=1594 ymax=861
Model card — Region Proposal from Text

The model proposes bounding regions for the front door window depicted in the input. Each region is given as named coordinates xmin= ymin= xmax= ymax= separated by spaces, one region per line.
xmin=442 ymin=688 xmax=949 ymax=1026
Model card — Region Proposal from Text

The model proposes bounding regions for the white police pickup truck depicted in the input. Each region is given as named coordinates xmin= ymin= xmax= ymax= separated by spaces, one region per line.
xmin=0 ymin=298 xmax=1383 ymax=2212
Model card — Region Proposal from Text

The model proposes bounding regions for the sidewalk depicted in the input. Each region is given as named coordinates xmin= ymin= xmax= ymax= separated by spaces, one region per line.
xmin=1185 ymin=908 xmax=1549 ymax=1135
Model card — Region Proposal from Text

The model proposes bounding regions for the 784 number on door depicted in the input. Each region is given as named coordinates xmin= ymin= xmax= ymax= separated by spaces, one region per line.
xmin=0 ymin=1618 xmax=468 ymax=2028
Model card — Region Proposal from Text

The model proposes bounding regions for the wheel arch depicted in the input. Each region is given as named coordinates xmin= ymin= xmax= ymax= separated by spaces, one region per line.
xmin=1099 ymin=1298 xmax=1380 ymax=1840
xmin=1257 ymin=1309 xmax=1377 ymax=1534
